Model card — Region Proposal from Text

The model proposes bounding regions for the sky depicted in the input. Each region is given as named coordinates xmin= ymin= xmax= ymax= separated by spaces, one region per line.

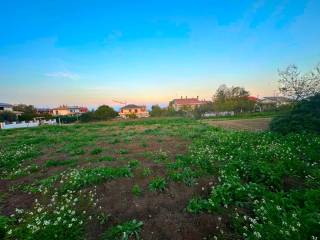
xmin=0 ymin=0 xmax=320 ymax=108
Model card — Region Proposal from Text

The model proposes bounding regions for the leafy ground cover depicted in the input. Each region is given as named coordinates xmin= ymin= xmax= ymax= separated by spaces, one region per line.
xmin=0 ymin=117 xmax=319 ymax=239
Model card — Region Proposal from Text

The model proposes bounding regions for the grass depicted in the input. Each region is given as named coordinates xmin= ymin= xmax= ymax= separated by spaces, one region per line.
xmin=45 ymin=159 xmax=77 ymax=167
xmin=1 ymin=117 xmax=319 ymax=239
xmin=59 ymin=166 xmax=133 ymax=192
xmin=98 ymin=156 xmax=114 ymax=162
xmin=141 ymin=167 xmax=152 ymax=177
xmin=90 ymin=147 xmax=103 ymax=155
xmin=132 ymin=184 xmax=142 ymax=197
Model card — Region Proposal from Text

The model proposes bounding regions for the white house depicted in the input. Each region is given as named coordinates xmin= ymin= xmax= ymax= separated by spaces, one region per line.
xmin=260 ymin=97 xmax=292 ymax=107
xmin=52 ymin=106 xmax=88 ymax=116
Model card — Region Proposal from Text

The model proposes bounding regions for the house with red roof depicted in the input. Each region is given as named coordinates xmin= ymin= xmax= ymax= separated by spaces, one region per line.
xmin=171 ymin=96 xmax=208 ymax=111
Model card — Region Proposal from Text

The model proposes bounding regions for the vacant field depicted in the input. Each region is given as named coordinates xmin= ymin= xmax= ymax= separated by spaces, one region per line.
xmin=0 ymin=118 xmax=319 ymax=240
xmin=203 ymin=118 xmax=272 ymax=131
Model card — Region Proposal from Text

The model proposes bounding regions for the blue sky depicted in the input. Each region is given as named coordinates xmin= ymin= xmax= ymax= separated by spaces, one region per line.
xmin=0 ymin=0 xmax=320 ymax=108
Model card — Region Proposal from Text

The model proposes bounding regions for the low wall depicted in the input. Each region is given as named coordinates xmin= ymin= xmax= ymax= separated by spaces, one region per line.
xmin=0 ymin=119 xmax=57 ymax=130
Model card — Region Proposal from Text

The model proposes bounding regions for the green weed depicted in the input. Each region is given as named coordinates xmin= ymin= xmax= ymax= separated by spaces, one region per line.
xmin=149 ymin=177 xmax=167 ymax=192
xmin=102 ymin=219 xmax=143 ymax=240
xmin=132 ymin=185 xmax=142 ymax=197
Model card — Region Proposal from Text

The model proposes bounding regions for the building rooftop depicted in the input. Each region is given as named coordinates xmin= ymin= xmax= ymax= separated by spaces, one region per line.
xmin=262 ymin=96 xmax=292 ymax=102
xmin=173 ymin=98 xmax=208 ymax=105
xmin=121 ymin=104 xmax=145 ymax=109
xmin=0 ymin=103 xmax=13 ymax=108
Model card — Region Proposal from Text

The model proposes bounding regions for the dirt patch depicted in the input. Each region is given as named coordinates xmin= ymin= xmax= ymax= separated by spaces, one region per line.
xmin=88 ymin=177 xmax=222 ymax=240
xmin=204 ymin=118 xmax=272 ymax=131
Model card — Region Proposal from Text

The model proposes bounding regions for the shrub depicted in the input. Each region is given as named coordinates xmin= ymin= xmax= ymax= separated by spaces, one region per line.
xmin=270 ymin=94 xmax=320 ymax=134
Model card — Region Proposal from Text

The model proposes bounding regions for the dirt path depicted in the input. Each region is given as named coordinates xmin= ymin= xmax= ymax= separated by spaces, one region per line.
xmin=203 ymin=118 xmax=272 ymax=131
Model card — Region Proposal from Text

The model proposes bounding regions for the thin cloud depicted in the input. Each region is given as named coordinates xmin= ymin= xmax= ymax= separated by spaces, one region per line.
xmin=45 ymin=71 xmax=80 ymax=80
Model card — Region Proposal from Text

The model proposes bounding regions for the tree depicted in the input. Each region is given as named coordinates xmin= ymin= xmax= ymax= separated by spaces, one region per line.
xmin=0 ymin=111 xmax=17 ymax=122
xmin=94 ymin=105 xmax=118 ymax=120
xmin=13 ymin=104 xmax=36 ymax=114
xmin=278 ymin=64 xmax=320 ymax=101
xmin=80 ymin=105 xmax=118 ymax=122
xmin=150 ymin=105 xmax=163 ymax=117
xmin=13 ymin=104 xmax=37 ymax=121
xmin=213 ymin=85 xmax=253 ymax=112
xmin=193 ymin=102 xmax=215 ymax=119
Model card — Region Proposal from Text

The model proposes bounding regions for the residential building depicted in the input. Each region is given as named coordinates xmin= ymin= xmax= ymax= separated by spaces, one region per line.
xmin=171 ymin=96 xmax=208 ymax=111
xmin=52 ymin=105 xmax=87 ymax=116
xmin=36 ymin=108 xmax=53 ymax=115
xmin=119 ymin=104 xmax=149 ymax=118
xmin=0 ymin=103 xmax=13 ymax=112
xmin=260 ymin=97 xmax=292 ymax=107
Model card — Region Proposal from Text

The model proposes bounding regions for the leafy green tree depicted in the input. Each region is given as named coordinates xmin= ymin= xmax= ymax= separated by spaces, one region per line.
xmin=94 ymin=105 xmax=118 ymax=120
xmin=13 ymin=104 xmax=37 ymax=121
xmin=80 ymin=105 xmax=118 ymax=122
xmin=13 ymin=104 xmax=36 ymax=114
xmin=213 ymin=85 xmax=254 ymax=112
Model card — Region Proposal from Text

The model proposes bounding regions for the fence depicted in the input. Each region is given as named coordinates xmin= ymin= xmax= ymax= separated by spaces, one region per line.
xmin=202 ymin=111 xmax=235 ymax=118
xmin=0 ymin=119 xmax=57 ymax=130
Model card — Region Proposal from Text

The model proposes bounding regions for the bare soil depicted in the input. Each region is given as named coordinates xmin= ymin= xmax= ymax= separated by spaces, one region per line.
xmin=203 ymin=118 xmax=272 ymax=131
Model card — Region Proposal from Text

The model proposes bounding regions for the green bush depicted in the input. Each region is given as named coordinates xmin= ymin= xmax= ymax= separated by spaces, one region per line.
xmin=270 ymin=94 xmax=320 ymax=134
xmin=80 ymin=105 xmax=118 ymax=122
